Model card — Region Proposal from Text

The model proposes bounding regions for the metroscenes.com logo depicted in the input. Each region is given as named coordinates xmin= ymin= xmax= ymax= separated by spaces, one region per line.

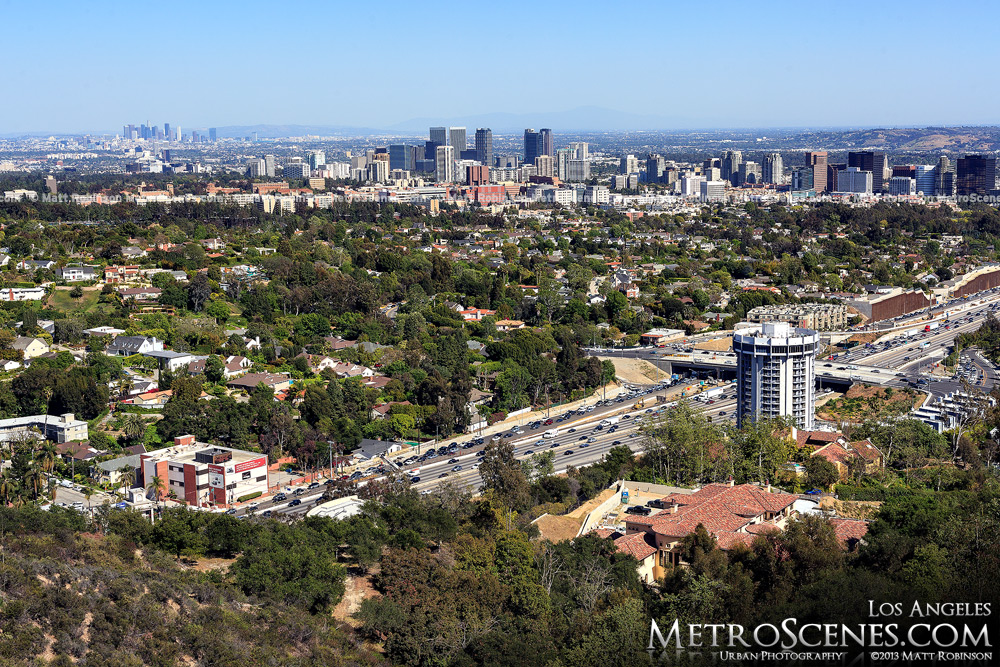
xmin=648 ymin=601 xmax=992 ymax=664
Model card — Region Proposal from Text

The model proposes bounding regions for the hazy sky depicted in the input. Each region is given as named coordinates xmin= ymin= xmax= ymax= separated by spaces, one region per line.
xmin=2 ymin=0 xmax=998 ymax=133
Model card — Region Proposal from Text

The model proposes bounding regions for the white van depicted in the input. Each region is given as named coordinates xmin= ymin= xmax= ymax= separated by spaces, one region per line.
xmin=543 ymin=429 xmax=558 ymax=439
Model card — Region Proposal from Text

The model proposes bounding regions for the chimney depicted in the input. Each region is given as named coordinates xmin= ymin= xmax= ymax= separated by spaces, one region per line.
xmin=766 ymin=481 xmax=772 ymax=493
xmin=174 ymin=434 xmax=196 ymax=447
xmin=671 ymin=501 xmax=679 ymax=514
xmin=728 ymin=476 xmax=734 ymax=487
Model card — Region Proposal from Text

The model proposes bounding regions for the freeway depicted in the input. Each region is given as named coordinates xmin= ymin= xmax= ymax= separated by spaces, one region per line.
xmin=238 ymin=383 xmax=742 ymax=518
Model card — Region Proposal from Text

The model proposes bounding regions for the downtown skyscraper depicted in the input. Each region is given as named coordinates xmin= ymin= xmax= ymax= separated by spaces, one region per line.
xmin=474 ymin=128 xmax=493 ymax=166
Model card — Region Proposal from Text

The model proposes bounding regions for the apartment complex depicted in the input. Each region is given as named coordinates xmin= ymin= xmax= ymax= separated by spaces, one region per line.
xmin=746 ymin=303 xmax=849 ymax=331
xmin=0 ymin=413 xmax=89 ymax=444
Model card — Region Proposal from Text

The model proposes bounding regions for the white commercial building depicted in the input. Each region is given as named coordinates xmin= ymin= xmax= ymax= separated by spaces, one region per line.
xmin=733 ymin=321 xmax=819 ymax=429
xmin=836 ymin=167 xmax=873 ymax=194
xmin=435 ymin=145 xmax=454 ymax=183
xmin=700 ymin=180 xmax=727 ymax=202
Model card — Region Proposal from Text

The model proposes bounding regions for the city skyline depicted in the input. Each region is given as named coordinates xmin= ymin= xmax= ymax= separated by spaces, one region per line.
xmin=2 ymin=0 xmax=999 ymax=133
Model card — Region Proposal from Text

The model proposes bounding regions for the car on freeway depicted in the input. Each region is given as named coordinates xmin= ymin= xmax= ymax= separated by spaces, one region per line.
xmin=410 ymin=476 xmax=421 ymax=483
xmin=439 ymin=472 xmax=449 ymax=478
xmin=273 ymin=493 xmax=287 ymax=502
xmin=448 ymin=458 xmax=459 ymax=464
xmin=451 ymin=465 xmax=463 ymax=472
xmin=289 ymin=498 xmax=301 ymax=507
xmin=524 ymin=450 xmax=534 ymax=456
xmin=564 ymin=449 xmax=575 ymax=456
xmin=262 ymin=510 xmax=273 ymax=518
xmin=225 ymin=508 xmax=238 ymax=515
xmin=612 ymin=440 xmax=622 ymax=446
xmin=307 ymin=481 xmax=320 ymax=489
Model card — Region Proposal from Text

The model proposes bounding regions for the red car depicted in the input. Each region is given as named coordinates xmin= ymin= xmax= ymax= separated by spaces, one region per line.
xmin=544 ymin=419 xmax=554 ymax=425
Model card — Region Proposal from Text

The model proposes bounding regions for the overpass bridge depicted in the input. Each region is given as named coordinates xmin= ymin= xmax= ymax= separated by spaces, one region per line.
xmin=604 ymin=349 xmax=906 ymax=390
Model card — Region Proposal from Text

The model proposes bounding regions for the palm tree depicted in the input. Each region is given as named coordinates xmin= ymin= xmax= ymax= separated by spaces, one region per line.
xmin=122 ymin=414 xmax=145 ymax=443
xmin=83 ymin=486 xmax=94 ymax=516
xmin=118 ymin=467 xmax=136 ymax=497
xmin=0 ymin=476 xmax=15 ymax=506
xmin=150 ymin=475 xmax=166 ymax=507
xmin=24 ymin=467 xmax=43 ymax=500
xmin=119 ymin=374 xmax=134 ymax=401
xmin=35 ymin=441 xmax=59 ymax=475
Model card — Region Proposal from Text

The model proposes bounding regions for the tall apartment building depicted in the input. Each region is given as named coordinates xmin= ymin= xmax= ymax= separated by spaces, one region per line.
xmin=734 ymin=321 xmax=819 ymax=430
xmin=435 ymin=145 xmax=455 ymax=183
xmin=540 ymin=128 xmax=553 ymax=156
xmin=956 ymin=155 xmax=998 ymax=196
xmin=805 ymin=151 xmax=828 ymax=193
xmin=827 ymin=163 xmax=846 ymax=192
xmin=721 ymin=150 xmax=743 ymax=186
xmin=848 ymin=151 xmax=888 ymax=192
xmin=738 ymin=161 xmax=761 ymax=185
xmin=762 ymin=153 xmax=783 ymax=184
xmin=565 ymin=159 xmax=591 ymax=182
xmin=474 ymin=128 xmax=493 ymax=166
xmin=647 ymin=155 xmax=665 ymax=183
xmin=620 ymin=154 xmax=640 ymax=175
xmin=534 ymin=155 xmax=555 ymax=178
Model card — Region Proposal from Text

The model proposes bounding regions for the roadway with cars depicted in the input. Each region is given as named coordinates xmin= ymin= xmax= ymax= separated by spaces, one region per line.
xmin=233 ymin=382 xmax=741 ymax=517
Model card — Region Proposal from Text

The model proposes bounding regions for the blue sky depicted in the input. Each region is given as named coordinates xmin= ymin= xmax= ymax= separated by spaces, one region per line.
xmin=1 ymin=0 xmax=997 ymax=133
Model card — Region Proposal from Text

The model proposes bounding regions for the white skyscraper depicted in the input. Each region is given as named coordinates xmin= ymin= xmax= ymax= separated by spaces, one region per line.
xmin=734 ymin=321 xmax=819 ymax=430
xmin=435 ymin=145 xmax=454 ymax=183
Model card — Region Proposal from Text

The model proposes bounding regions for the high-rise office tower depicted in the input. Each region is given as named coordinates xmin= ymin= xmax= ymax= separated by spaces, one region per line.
xmin=805 ymin=151 xmax=828 ymax=192
xmin=837 ymin=167 xmax=873 ymax=193
xmin=956 ymin=155 xmax=998 ymax=196
xmin=388 ymin=145 xmax=411 ymax=171
xmin=264 ymin=155 xmax=276 ymax=178
xmin=164 ymin=123 xmax=171 ymax=141
xmin=734 ymin=321 xmax=819 ymax=430
xmin=540 ymin=128 xmax=553 ymax=156
xmin=474 ymin=128 xmax=493 ymax=166
xmin=308 ymin=150 xmax=326 ymax=171
xmin=466 ymin=165 xmax=489 ymax=186
xmin=620 ymin=154 xmax=640 ymax=174
xmin=721 ymin=151 xmax=743 ymax=186
xmin=936 ymin=156 xmax=954 ymax=196
xmin=524 ymin=129 xmax=542 ymax=165
xmin=827 ymin=164 xmax=846 ymax=192
xmin=449 ymin=127 xmax=466 ymax=154
xmin=566 ymin=159 xmax=591 ymax=182
xmin=209 ymin=127 xmax=217 ymax=142
xmin=915 ymin=165 xmax=936 ymax=196
xmin=429 ymin=127 xmax=447 ymax=146
xmin=174 ymin=126 xmax=182 ymax=142
xmin=646 ymin=155 xmax=665 ymax=183
xmin=848 ymin=151 xmax=888 ymax=192
xmin=791 ymin=167 xmax=814 ymax=191
xmin=703 ymin=158 xmax=721 ymax=174
xmin=435 ymin=145 xmax=454 ymax=183
xmin=762 ymin=152 xmax=783 ymax=184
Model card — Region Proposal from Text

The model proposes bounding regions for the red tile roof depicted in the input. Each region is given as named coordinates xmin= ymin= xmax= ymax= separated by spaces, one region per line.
xmin=829 ymin=518 xmax=869 ymax=546
xmin=639 ymin=484 xmax=797 ymax=540
xmin=613 ymin=531 xmax=657 ymax=561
